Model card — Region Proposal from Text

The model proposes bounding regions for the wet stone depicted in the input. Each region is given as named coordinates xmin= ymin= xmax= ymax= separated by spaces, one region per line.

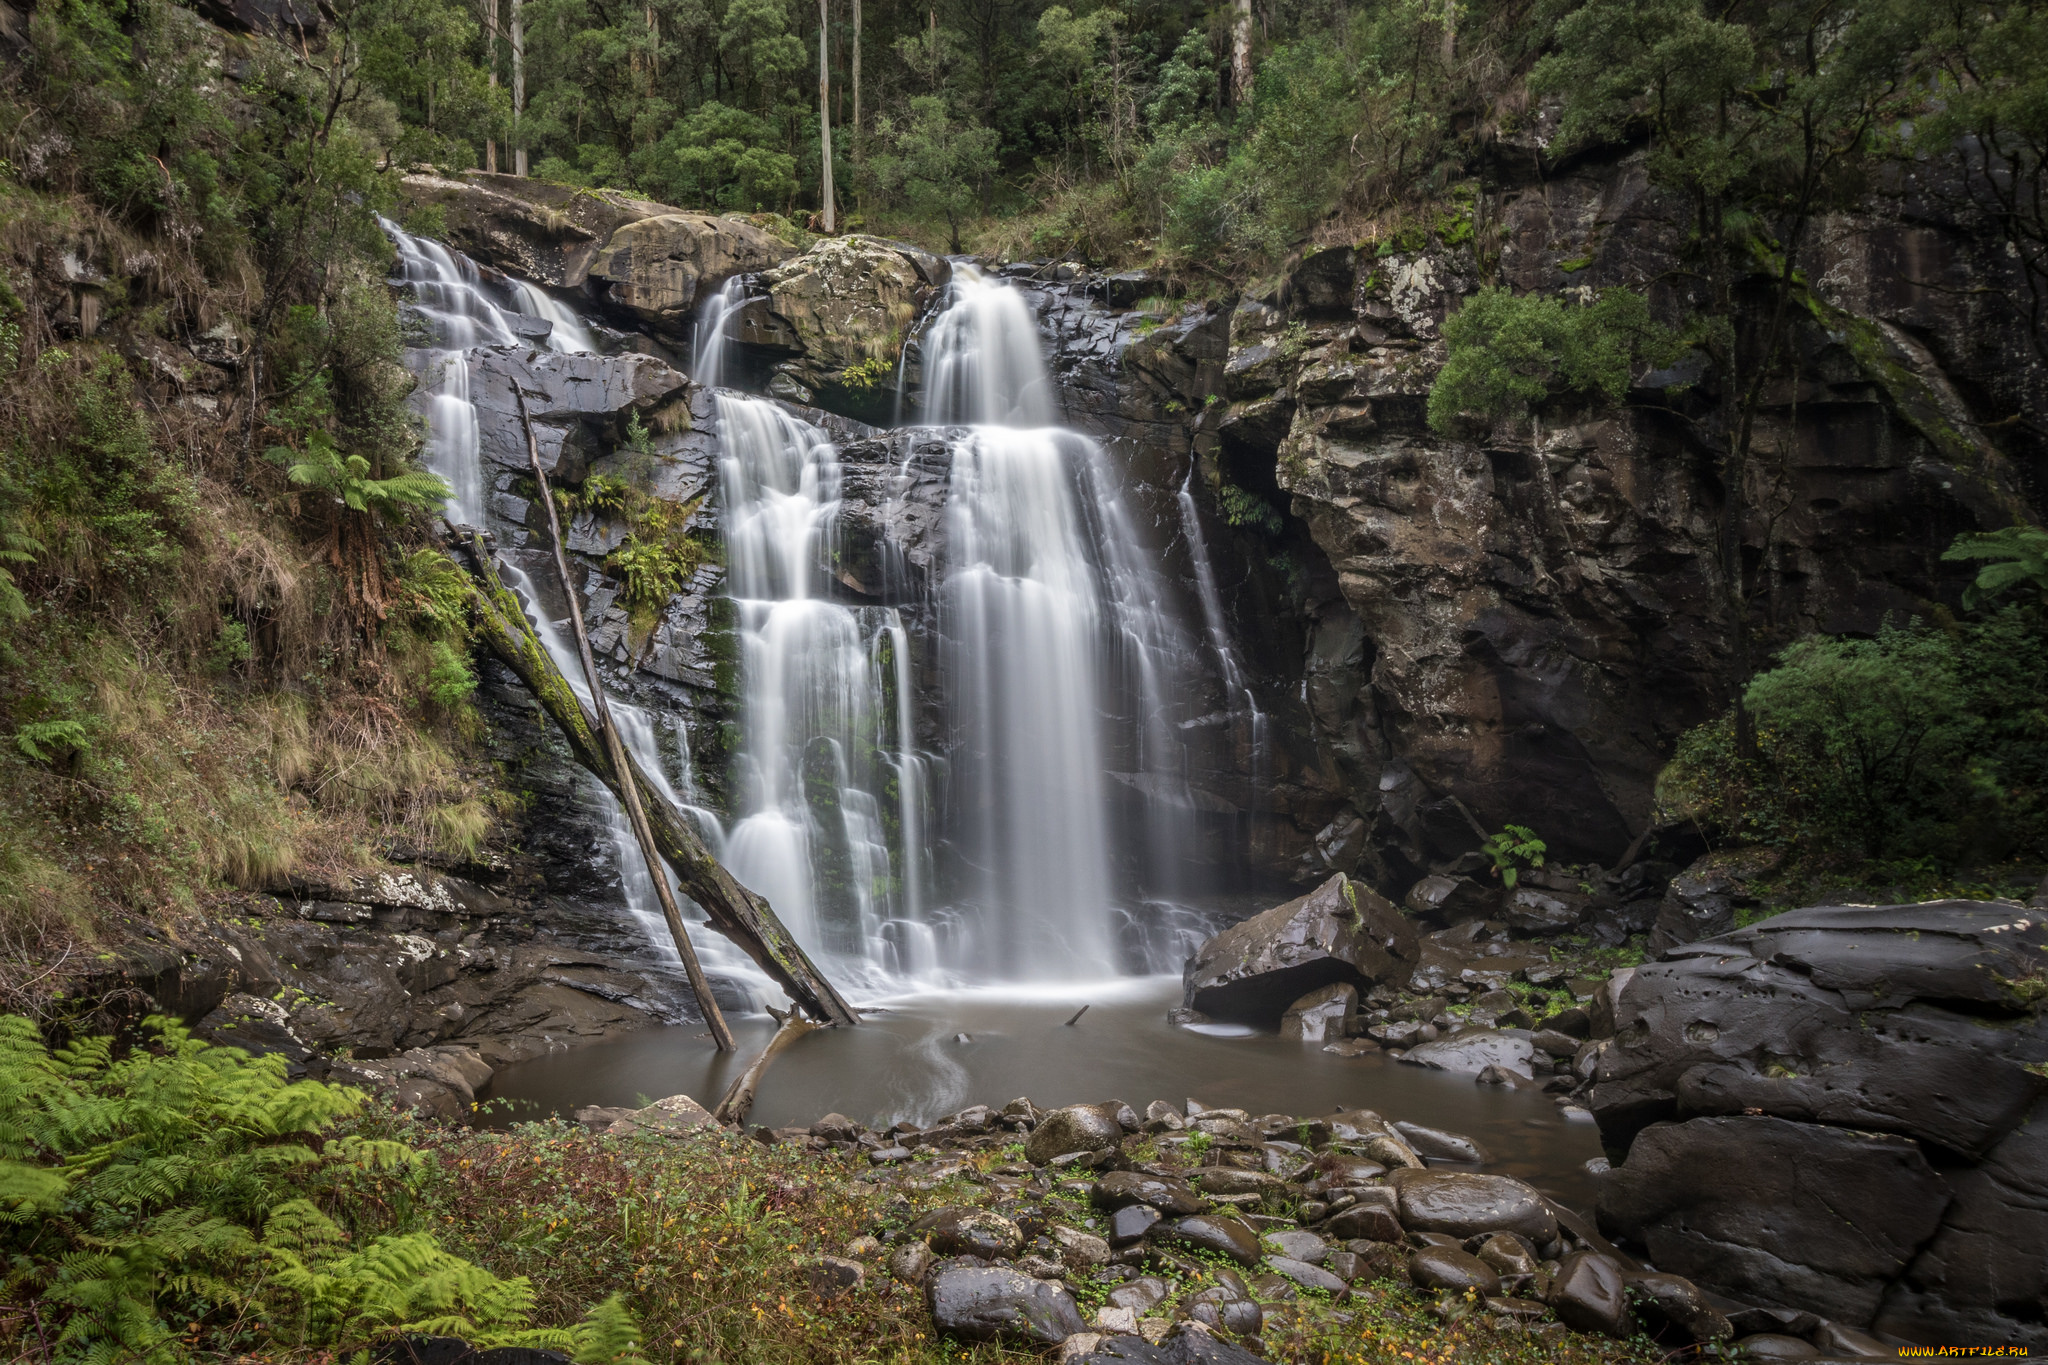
xmin=1093 ymin=1170 xmax=1205 ymax=1216
xmin=1408 ymin=1246 xmax=1501 ymax=1296
xmin=1155 ymin=1215 xmax=1263 ymax=1267
xmin=915 ymin=1206 xmax=1025 ymax=1260
xmin=1267 ymin=1256 xmax=1347 ymax=1294
xmin=1731 ymin=1335 xmax=1821 ymax=1360
xmin=1389 ymin=1169 xmax=1557 ymax=1244
xmin=927 ymin=1263 xmax=1088 ymax=1345
xmin=1263 ymin=1229 xmax=1329 ymax=1264
xmin=1105 ymin=1275 xmax=1171 ymax=1314
xmin=1109 ymin=1204 xmax=1162 ymax=1246
xmin=1027 ymin=1104 xmax=1127 ymax=1165
xmin=1546 ymin=1250 xmax=1630 ymax=1340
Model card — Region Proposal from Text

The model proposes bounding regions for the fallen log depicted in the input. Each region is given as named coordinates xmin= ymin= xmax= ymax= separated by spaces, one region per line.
xmin=714 ymin=1007 xmax=820 ymax=1125
xmin=517 ymin=384 xmax=735 ymax=1052
xmin=449 ymin=525 xmax=860 ymax=1028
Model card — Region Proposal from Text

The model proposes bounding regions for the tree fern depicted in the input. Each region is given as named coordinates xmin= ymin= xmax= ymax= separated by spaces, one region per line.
xmin=1943 ymin=525 xmax=2048 ymax=610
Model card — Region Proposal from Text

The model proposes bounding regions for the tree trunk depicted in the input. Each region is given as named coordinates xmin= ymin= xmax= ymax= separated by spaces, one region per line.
xmin=1230 ymin=0 xmax=1252 ymax=107
xmin=511 ymin=0 xmax=527 ymax=177
xmin=484 ymin=0 xmax=499 ymax=173
xmin=449 ymin=526 xmax=861 ymax=1027
xmin=516 ymin=390 xmax=736 ymax=1053
xmin=850 ymin=0 xmax=861 ymax=169
xmin=818 ymin=0 xmax=835 ymax=232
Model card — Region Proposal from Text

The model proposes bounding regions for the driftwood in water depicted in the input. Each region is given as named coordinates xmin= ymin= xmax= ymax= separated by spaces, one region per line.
xmin=714 ymin=1007 xmax=820 ymax=1124
xmin=450 ymin=526 xmax=860 ymax=1028
xmin=517 ymin=385 xmax=735 ymax=1053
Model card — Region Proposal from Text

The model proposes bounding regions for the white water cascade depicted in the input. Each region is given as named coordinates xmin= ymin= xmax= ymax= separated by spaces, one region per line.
xmin=392 ymin=220 xmax=1229 ymax=1002
xmin=925 ymin=267 xmax=1209 ymax=976
xmin=386 ymin=221 xmax=769 ymax=1009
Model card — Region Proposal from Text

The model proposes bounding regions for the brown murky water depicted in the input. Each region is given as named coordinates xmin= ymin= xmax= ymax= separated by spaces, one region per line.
xmin=479 ymin=977 xmax=1608 ymax=1210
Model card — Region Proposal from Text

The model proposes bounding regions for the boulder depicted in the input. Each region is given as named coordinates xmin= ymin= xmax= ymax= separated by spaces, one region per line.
xmin=744 ymin=236 xmax=949 ymax=415
xmin=1279 ymin=982 xmax=1357 ymax=1042
xmin=1388 ymin=1169 xmax=1556 ymax=1244
xmin=1267 ymin=1256 xmax=1346 ymax=1293
xmin=1109 ymin=1205 xmax=1161 ymax=1245
xmin=1731 ymin=1335 xmax=1821 ymax=1361
xmin=398 ymin=171 xmax=666 ymax=287
xmin=1472 ymin=1234 xmax=1537 ymax=1278
xmin=586 ymin=213 xmax=796 ymax=335
xmin=1319 ymin=1201 xmax=1402 ymax=1243
xmin=1263 ymin=1229 xmax=1329 ymax=1264
xmin=890 ymin=1242 xmax=934 ymax=1284
xmin=1398 ymin=1029 xmax=1536 ymax=1081
xmin=1408 ymin=1246 xmax=1500 ymax=1295
xmin=914 ymin=1207 xmax=1025 ymax=1260
xmin=1598 ymin=1115 xmax=1950 ymax=1329
xmin=1153 ymin=1215 xmax=1263 ymax=1267
xmin=1182 ymin=874 xmax=1420 ymax=1024
xmin=1646 ymin=850 xmax=1777 ymax=954
xmin=1592 ymin=900 xmax=2048 ymax=1343
xmin=1625 ymin=1270 xmax=1732 ymax=1342
xmin=927 ymin=1263 xmax=1087 ymax=1345
xmin=1390 ymin=1121 xmax=1487 ymax=1164
xmin=605 ymin=1093 xmax=716 ymax=1137
xmin=1546 ymin=1250 xmax=1630 ymax=1339
xmin=1402 ymin=874 xmax=1497 ymax=925
xmin=1093 ymin=1171 xmax=1204 ymax=1217
xmin=1501 ymin=885 xmax=1589 ymax=935
xmin=1027 ymin=1104 xmax=1126 ymax=1165
xmin=464 ymin=347 xmax=689 ymax=481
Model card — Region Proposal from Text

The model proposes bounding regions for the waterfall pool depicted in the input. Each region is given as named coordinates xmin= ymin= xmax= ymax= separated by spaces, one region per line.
xmin=476 ymin=977 xmax=1609 ymax=1209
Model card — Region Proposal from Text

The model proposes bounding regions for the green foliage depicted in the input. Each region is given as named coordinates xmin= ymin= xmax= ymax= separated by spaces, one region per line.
xmin=1479 ymin=825 xmax=1546 ymax=889
xmin=646 ymin=103 xmax=798 ymax=213
xmin=1217 ymin=481 xmax=1284 ymax=538
xmin=1661 ymin=613 xmax=2048 ymax=865
xmin=1428 ymin=287 xmax=1681 ymax=433
xmin=12 ymin=718 xmax=90 ymax=763
xmin=838 ymin=356 xmax=895 ymax=391
xmin=278 ymin=432 xmax=450 ymax=521
xmin=0 ymin=1015 xmax=657 ymax=1360
xmin=871 ymin=96 xmax=1000 ymax=253
xmin=1943 ymin=525 xmax=2048 ymax=610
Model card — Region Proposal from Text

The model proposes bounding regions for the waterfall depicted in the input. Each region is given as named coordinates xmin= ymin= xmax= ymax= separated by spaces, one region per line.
xmin=927 ymin=266 xmax=1205 ymax=977
xmin=385 ymin=219 xmax=769 ymax=1010
xmin=391 ymin=218 xmax=1222 ymax=999
xmin=1176 ymin=469 xmax=1267 ymax=792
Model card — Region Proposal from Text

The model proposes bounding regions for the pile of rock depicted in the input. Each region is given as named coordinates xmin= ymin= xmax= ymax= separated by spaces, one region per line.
xmin=616 ymin=1092 xmax=1909 ymax=1361
xmin=1178 ymin=873 xmax=1632 ymax=1110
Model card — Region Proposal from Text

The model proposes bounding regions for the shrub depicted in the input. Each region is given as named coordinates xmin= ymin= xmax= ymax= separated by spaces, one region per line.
xmin=1428 ymin=286 xmax=1681 ymax=433
xmin=1660 ymin=612 xmax=2048 ymax=865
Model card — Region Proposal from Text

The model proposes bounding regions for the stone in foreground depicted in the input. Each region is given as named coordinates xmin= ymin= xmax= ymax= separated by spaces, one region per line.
xmin=928 ymin=1263 xmax=1087 ymax=1345
xmin=1389 ymin=1168 xmax=1557 ymax=1244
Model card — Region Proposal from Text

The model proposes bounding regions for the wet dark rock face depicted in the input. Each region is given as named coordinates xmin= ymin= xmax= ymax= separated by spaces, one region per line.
xmin=1591 ymin=901 xmax=2048 ymax=1347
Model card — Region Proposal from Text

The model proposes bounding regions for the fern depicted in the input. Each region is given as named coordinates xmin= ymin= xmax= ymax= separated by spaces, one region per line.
xmin=1942 ymin=525 xmax=2048 ymax=610
xmin=274 ymin=431 xmax=450 ymax=521
xmin=0 ymin=1015 xmax=648 ymax=1363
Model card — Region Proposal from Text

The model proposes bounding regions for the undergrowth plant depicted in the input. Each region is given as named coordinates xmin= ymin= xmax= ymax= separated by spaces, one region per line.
xmin=0 ymin=1015 xmax=643 ymax=1364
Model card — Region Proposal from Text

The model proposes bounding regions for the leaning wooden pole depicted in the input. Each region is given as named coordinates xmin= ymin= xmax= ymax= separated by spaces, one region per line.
xmin=448 ymin=526 xmax=859 ymax=1028
xmin=516 ymin=386 xmax=737 ymax=1052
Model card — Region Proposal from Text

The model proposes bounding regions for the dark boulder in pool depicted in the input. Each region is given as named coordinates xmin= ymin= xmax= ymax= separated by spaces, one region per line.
xmin=1181 ymin=873 xmax=1420 ymax=1024
xmin=927 ymin=1262 xmax=1086 ymax=1345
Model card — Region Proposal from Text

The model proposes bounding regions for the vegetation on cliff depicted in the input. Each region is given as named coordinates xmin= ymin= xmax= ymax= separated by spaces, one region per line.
xmin=0 ymin=0 xmax=505 ymax=1014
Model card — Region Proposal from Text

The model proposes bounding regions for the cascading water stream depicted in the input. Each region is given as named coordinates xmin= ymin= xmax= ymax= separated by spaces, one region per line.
xmin=925 ymin=267 xmax=1207 ymax=976
xmin=386 ymin=220 xmax=769 ymax=1010
xmin=1176 ymin=469 xmax=1267 ymax=801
